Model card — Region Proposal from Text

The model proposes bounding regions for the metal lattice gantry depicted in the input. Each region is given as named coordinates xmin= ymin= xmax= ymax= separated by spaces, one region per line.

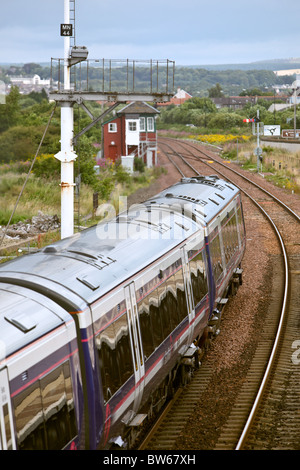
xmin=49 ymin=58 xmax=175 ymax=103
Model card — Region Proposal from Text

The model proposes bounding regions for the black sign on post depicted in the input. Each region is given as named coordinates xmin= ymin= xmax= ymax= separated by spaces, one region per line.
xmin=60 ymin=24 xmax=73 ymax=36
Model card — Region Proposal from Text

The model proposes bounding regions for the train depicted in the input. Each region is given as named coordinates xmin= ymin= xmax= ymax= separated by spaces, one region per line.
xmin=0 ymin=175 xmax=246 ymax=450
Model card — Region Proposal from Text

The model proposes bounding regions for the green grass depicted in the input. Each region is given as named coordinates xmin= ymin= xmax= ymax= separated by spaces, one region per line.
xmin=0 ymin=163 xmax=167 ymax=227
xmin=0 ymin=209 xmax=30 ymax=225
xmin=0 ymin=170 xmax=93 ymax=226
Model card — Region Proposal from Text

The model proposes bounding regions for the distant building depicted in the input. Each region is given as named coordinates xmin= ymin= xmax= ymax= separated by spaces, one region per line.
xmin=210 ymin=96 xmax=257 ymax=109
xmin=9 ymin=74 xmax=51 ymax=94
xmin=274 ymin=69 xmax=300 ymax=76
xmin=171 ymin=87 xmax=192 ymax=105
xmin=158 ymin=87 xmax=192 ymax=107
xmin=102 ymin=101 xmax=160 ymax=167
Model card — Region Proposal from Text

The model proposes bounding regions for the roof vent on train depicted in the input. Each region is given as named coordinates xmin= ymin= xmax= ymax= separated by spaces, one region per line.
xmin=76 ymin=274 xmax=100 ymax=290
xmin=181 ymin=176 xmax=225 ymax=190
xmin=5 ymin=312 xmax=37 ymax=333
xmin=66 ymin=251 xmax=116 ymax=269
xmin=43 ymin=244 xmax=116 ymax=269
xmin=170 ymin=193 xmax=208 ymax=209
xmin=43 ymin=245 xmax=58 ymax=253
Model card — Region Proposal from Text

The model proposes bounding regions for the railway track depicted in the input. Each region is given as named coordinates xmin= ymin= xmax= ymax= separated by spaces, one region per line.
xmin=139 ymin=137 xmax=300 ymax=450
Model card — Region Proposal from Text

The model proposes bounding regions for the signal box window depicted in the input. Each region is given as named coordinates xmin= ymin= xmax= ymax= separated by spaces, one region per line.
xmin=140 ymin=117 xmax=145 ymax=131
xmin=128 ymin=121 xmax=137 ymax=131
xmin=147 ymin=117 xmax=154 ymax=132
xmin=109 ymin=123 xmax=117 ymax=133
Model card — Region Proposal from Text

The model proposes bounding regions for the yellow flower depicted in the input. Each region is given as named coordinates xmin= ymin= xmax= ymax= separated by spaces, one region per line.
xmin=189 ymin=134 xmax=251 ymax=145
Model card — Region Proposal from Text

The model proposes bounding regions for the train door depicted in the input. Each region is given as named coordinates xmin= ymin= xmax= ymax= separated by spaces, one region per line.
xmin=124 ymin=283 xmax=145 ymax=413
xmin=0 ymin=368 xmax=16 ymax=450
xmin=181 ymin=246 xmax=195 ymax=344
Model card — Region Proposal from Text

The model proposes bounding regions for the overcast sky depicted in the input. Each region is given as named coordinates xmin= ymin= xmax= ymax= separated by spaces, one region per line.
xmin=1 ymin=0 xmax=300 ymax=66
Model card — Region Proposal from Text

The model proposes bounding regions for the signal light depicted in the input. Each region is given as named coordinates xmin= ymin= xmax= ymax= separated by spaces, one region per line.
xmin=243 ymin=118 xmax=260 ymax=123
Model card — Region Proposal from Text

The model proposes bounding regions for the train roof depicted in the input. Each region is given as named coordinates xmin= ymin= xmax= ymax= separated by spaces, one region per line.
xmin=147 ymin=175 xmax=239 ymax=223
xmin=0 ymin=206 xmax=199 ymax=306
xmin=0 ymin=283 xmax=72 ymax=359
xmin=0 ymin=176 xmax=240 ymax=307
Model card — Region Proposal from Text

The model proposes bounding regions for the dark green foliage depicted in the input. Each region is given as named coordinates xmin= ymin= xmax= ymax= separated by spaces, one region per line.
xmin=75 ymin=136 xmax=100 ymax=190
xmin=134 ymin=156 xmax=145 ymax=172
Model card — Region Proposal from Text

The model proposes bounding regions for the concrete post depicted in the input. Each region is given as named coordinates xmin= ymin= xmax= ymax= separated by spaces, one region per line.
xmin=55 ymin=0 xmax=77 ymax=239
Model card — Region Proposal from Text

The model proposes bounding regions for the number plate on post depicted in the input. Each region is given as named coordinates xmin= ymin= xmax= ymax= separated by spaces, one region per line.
xmin=60 ymin=24 xmax=73 ymax=36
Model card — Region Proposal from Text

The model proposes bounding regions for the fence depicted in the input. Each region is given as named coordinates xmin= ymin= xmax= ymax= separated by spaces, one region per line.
xmin=50 ymin=58 xmax=175 ymax=96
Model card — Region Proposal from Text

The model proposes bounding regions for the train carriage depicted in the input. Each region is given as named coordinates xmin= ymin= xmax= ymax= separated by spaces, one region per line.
xmin=0 ymin=283 xmax=82 ymax=450
xmin=0 ymin=176 xmax=246 ymax=450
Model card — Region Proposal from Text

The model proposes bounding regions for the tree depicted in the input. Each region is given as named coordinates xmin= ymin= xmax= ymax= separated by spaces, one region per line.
xmin=208 ymin=112 xmax=244 ymax=129
xmin=181 ymin=97 xmax=217 ymax=112
xmin=208 ymin=83 xmax=224 ymax=98
xmin=74 ymin=136 xmax=99 ymax=190
xmin=0 ymin=86 xmax=20 ymax=132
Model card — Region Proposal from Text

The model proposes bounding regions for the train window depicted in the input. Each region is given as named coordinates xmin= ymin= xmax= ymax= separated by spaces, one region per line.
xmin=209 ymin=229 xmax=223 ymax=281
xmin=63 ymin=362 xmax=77 ymax=437
xmin=138 ymin=296 xmax=155 ymax=357
xmin=13 ymin=362 xmax=77 ymax=450
xmin=174 ymin=268 xmax=188 ymax=321
xmin=114 ymin=314 xmax=134 ymax=385
xmin=188 ymin=250 xmax=207 ymax=307
xmin=149 ymin=290 xmax=164 ymax=348
xmin=237 ymin=205 xmax=245 ymax=241
xmin=221 ymin=208 xmax=240 ymax=266
xmin=41 ymin=366 xmax=75 ymax=450
xmin=222 ymin=210 xmax=233 ymax=263
xmin=165 ymin=274 xmax=180 ymax=330
xmin=158 ymin=283 xmax=172 ymax=338
xmin=14 ymin=381 xmax=45 ymax=450
xmin=96 ymin=313 xmax=134 ymax=402
xmin=98 ymin=322 xmax=120 ymax=400
xmin=137 ymin=266 xmax=189 ymax=359
xmin=3 ymin=404 xmax=12 ymax=450
xmin=137 ymin=284 xmax=168 ymax=356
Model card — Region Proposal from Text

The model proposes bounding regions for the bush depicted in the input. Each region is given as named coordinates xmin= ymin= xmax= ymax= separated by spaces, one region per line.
xmin=32 ymin=154 xmax=60 ymax=178
xmin=115 ymin=165 xmax=131 ymax=184
xmin=134 ymin=156 xmax=145 ymax=172
xmin=207 ymin=112 xmax=244 ymax=129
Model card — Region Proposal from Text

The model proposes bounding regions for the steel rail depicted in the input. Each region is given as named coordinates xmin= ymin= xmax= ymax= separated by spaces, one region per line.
xmin=158 ymin=137 xmax=292 ymax=449
xmin=161 ymin=137 xmax=300 ymax=222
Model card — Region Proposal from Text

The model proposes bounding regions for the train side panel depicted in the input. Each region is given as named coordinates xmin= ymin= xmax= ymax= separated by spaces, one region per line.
xmin=0 ymin=285 xmax=83 ymax=450
xmin=206 ymin=194 xmax=246 ymax=306
xmin=90 ymin=231 xmax=212 ymax=447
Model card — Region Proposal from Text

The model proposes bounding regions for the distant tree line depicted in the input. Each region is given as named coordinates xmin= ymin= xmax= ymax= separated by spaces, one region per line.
xmin=158 ymin=94 xmax=300 ymax=131
xmin=1 ymin=70 xmax=299 ymax=167
xmin=1 ymin=62 xmax=295 ymax=96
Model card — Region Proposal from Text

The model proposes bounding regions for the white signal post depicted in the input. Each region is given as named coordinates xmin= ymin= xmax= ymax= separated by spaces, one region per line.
xmin=253 ymin=109 xmax=263 ymax=172
xmin=243 ymin=110 xmax=262 ymax=172
xmin=55 ymin=0 xmax=77 ymax=239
